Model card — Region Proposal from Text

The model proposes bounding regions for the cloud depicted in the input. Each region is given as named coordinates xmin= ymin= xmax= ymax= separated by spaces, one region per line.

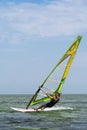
xmin=0 ymin=0 xmax=87 ymax=44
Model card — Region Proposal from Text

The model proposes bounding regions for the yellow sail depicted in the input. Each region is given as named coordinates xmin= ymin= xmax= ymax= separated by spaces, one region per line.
xmin=26 ymin=35 xmax=82 ymax=108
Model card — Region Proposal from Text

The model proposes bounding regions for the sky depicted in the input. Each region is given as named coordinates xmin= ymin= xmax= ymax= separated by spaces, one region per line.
xmin=0 ymin=0 xmax=87 ymax=94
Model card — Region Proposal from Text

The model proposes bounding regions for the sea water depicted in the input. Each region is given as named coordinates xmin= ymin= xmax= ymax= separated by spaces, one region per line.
xmin=0 ymin=94 xmax=87 ymax=130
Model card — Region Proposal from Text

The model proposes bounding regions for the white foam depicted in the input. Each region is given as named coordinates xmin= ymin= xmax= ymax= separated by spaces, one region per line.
xmin=43 ymin=106 xmax=73 ymax=111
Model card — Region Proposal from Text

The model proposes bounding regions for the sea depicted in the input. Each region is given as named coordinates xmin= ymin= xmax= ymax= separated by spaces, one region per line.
xmin=0 ymin=94 xmax=87 ymax=130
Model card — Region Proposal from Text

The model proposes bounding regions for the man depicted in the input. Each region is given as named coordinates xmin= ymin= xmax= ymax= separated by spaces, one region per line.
xmin=34 ymin=91 xmax=60 ymax=111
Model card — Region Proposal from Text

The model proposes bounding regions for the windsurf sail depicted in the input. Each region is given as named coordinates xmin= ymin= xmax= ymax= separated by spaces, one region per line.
xmin=26 ymin=35 xmax=82 ymax=109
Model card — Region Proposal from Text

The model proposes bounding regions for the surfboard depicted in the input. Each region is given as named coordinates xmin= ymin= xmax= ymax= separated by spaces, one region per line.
xmin=10 ymin=107 xmax=57 ymax=112
xmin=10 ymin=107 xmax=37 ymax=112
xmin=10 ymin=106 xmax=73 ymax=112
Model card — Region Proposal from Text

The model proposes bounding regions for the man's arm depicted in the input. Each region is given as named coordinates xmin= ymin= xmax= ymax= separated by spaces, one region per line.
xmin=39 ymin=86 xmax=53 ymax=99
xmin=46 ymin=92 xmax=53 ymax=99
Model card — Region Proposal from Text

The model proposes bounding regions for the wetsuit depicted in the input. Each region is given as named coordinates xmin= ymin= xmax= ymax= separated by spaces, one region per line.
xmin=44 ymin=98 xmax=60 ymax=108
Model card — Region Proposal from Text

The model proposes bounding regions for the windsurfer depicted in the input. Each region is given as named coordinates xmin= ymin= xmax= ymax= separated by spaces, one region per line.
xmin=34 ymin=92 xmax=60 ymax=111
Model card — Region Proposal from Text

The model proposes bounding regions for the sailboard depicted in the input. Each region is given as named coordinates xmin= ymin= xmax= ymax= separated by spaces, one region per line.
xmin=11 ymin=36 xmax=82 ymax=112
xmin=10 ymin=106 xmax=73 ymax=112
